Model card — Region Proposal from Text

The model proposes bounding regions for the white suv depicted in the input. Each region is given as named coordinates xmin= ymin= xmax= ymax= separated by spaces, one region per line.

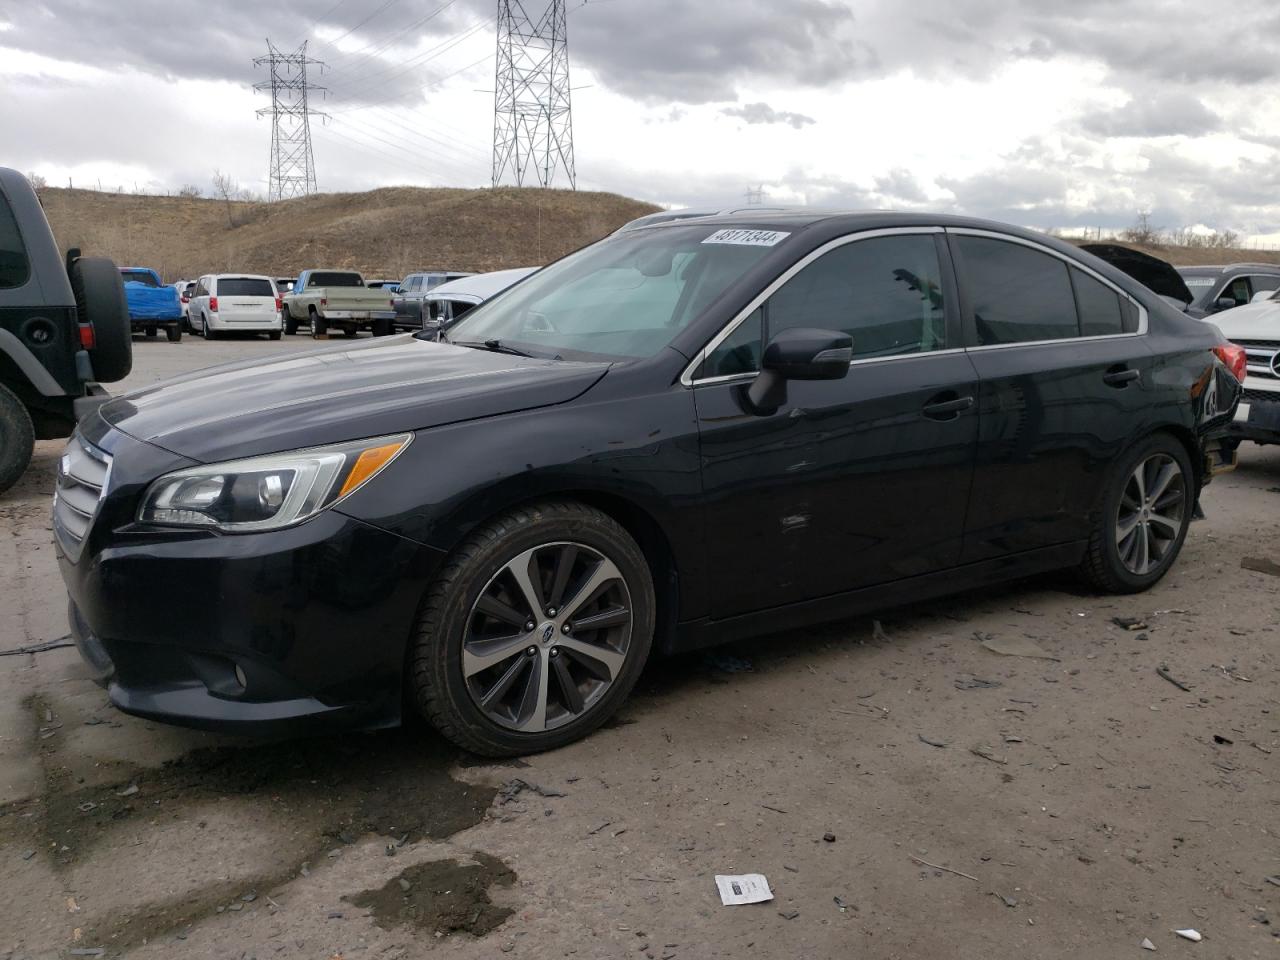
xmin=1211 ymin=290 xmax=1280 ymax=450
xmin=189 ymin=274 xmax=282 ymax=340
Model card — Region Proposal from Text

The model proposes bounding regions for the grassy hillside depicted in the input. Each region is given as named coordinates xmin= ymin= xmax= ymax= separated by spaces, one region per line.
xmin=38 ymin=186 xmax=661 ymax=282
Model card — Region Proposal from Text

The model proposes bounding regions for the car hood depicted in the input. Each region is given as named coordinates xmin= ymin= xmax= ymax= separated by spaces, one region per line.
xmin=1206 ymin=300 xmax=1280 ymax=340
xmin=1079 ymin=243 xmax=1196 ymax=306
xmin=99 ymin=336 xmax=610 ymax=462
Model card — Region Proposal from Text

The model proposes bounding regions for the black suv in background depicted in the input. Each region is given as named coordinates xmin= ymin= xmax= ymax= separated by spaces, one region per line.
xmin=1177 ymin=263 xmax=1280 ymax=314
xmin=0 ymin=167 xmax=131 ymax=493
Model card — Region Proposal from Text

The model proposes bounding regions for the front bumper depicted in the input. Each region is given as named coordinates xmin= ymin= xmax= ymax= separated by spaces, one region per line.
xmin=57 ymin=426 xmax=446 ymax=734
xmin=1228 ymin=388 xmax=1280 ymax=444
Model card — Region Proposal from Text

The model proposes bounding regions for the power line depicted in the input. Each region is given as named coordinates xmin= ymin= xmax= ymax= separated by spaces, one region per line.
xmin=493 ymin=0 xmax=576 ymax=189
xmin=254 ymin=40 xmax=328 ymax=201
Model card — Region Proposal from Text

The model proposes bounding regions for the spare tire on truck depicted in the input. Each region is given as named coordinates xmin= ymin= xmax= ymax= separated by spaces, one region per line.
xmin=70 ymin=257 xmax=131 ymax=383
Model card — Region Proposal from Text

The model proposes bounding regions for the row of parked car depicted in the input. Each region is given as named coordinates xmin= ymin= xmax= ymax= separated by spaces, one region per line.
xmin=157 ymin=268 xmax=539 ymax=342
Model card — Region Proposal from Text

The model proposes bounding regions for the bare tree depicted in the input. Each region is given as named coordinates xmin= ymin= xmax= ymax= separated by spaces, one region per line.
xmin=178 ymin=184 xmax=203 ymax=199
xmin=27 ymin=172 xmax=47 ymax=191
xmin=212 ymin=169 xmax=239 ymax=227
xmin=1121 ymin=211 xmax=1161 ymax=245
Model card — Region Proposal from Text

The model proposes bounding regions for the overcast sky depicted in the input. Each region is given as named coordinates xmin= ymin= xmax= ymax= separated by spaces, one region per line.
xmin=4 ymin=0 xmax=1280 ymax=241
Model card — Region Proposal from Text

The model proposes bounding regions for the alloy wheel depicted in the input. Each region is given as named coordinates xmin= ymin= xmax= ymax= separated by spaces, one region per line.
xmin=463 ymin=541 xmax=633 ymax=733
xmin=1115 ymin=453 xmax=1186 ymax=575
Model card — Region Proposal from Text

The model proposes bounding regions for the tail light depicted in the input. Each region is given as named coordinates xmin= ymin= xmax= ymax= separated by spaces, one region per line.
xmin=1214 ymin=343 xmax=1247 ymax=382
xmin=275 ymin=297 xmax=282 ymax=311
xmin=78 ymin=323 xmax=95 ymax=350
xmin=389 ymin=298 xmax=395 ymax=308
xmin=181 ymin=295 xmax=189 ymax=303
xmin=209 ymin=296 xmax=219 ymax=312
xmin=320 ymin=296 xmax=327 ymax=306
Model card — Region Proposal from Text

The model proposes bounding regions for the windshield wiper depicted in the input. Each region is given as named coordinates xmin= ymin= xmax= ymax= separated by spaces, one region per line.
xmin=451 ymin=338 xmax=538 ymax=358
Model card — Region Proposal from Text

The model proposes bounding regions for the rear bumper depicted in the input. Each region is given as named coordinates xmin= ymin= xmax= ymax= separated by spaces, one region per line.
xmin=1228 ymin=388 xmax=1280 ymax=444
xmin=210 ymin=314 xmax=283 ymax=330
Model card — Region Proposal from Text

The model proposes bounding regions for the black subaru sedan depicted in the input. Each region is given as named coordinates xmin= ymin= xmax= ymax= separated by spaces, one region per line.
xmin=55 ymin=212 xmax=1244 ymax=756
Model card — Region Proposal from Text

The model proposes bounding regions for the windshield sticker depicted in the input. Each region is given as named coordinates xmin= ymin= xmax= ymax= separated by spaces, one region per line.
xmin=701 ymin=229 xmax=791 ymax=247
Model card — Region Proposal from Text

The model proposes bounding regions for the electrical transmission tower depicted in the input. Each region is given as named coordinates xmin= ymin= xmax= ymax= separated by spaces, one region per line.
xmin=492 ymin=0 xmax=576 ymax=190
xmin=745 ymin=185 xmax=767 ymax=206
xmin=254 ymin=41 xmax=327 ymax=201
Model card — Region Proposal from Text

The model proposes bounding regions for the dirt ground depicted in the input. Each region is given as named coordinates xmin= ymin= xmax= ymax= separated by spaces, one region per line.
xmin=2 ymin=333 xmax=1279 ymax=960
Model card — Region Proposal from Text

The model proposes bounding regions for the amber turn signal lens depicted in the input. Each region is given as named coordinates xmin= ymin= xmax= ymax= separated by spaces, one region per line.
xmin=338 ymin=442 xmax=405 ymax=498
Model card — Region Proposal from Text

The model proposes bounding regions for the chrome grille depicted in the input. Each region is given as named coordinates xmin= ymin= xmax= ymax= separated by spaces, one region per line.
xmin=53 ymin=436 xmax=111 ymax=561
xmin=1236 ymin=341 xmax=1280 ymax=382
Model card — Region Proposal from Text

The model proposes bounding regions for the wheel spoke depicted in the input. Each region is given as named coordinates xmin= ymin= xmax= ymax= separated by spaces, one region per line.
xmin=1115 ymin=512 xmax=1142 ymax=545
xmin=1135 ymin=524 xmax=1151 ymax=573
xmin=548 ymin=545 xmax=579 ymax=609
xmin=479 ymin=655 xmax=530 ymax=710
xmin=476 ymin=595 xmax=528 ymax=630
xmin=515 ymin=655 xmax=550 ymax=732
xmin=1149 ymin=512 xmax=1181 ymax=536
xmin=551 ymin=654 xmax=585 ymax=715
xmin=1153 ymin=489 xmax=1183 ymax=511
xmin=556 ymin=635 xmax=626 ymax=681
xmin=569 ymin=605 xmax=631 ymax=633
xmin=1147 ymin=460 xmax=1179 ymax=503
xmin=560 ymin=557 xmax=623 ymax=622
xmin=504 ymin=548 xmax=545 ymax=619
xmin=463 ymin=633 xmax=529 ymax=678
xmin=1130 ymin=464 xmax=1147 ymax=504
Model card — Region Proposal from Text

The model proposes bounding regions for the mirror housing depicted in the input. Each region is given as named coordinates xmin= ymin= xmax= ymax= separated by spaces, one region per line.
xmin=1251 ymin=290 xmax=1274 ymax=304
xmin=1215 ymin=297 xmax=1238 ymax=312
xmin=742 ymin=327 xmax=852 ymax=415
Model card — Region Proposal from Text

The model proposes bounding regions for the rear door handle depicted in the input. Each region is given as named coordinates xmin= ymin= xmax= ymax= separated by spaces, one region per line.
xmin=1103 ymin=367 xmax=1141 ymax=387
xmin=922 ymin=394 xmax=974 ymax=419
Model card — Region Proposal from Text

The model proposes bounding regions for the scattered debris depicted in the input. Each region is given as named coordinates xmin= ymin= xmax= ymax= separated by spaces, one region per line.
xmin=68 ymin=950 xmax=104 ymax=957
xmin=992 ymin=892 xmax=1018 ymax=908
xmin=630 ymin=876 xmax=676 ymax=883
xmin=1241 ymin=557 xmax=1280 ymax=577
xmin=955 ymin=676 xmax=1002 ymax=690
xmin=1265 ymin=876 xmax=1280 ymax=888
xmin=872 ymin=620 xmax=893 ymax=644
xmin=714 ymin=874 xmax=772 ymax=905
xmin=1141 ymin=937 xmax=1157 ymax=951
xmin=587 ymin=821 xmax=612 ymax=836
xmin=823 ymin=832 xmax=836 ymax=843
xmin=970 ymin=746 xmax=1008 ymax=765
xmin=833 ymin=896 xmax=850 ymax=912
xmin=20 ymin=849 xmax=35 ymax=861
xmin=1112 ymin=617 xmax=1149 ymax=631
xmin=0 ymin=636 xmax=75 ymax=657
xmin=918 ymin=734 xmax=948 ymax=748
xmin=760 ymin=804 xmax=788 ymax=815
xmin=1004 ymin=736 xmax=1025 ymax=744
xmin=116 ymin=784 xmax=139 ymax=797
xmin=1156 ymin=665 xmax=1192 ymax=693
xmin=778 ymin=909 xmax=799 ymax=920
xmin=1212 ymin=735 xmax=1233 ymax=746
xmin=977 ymin=632 xmax=1060 ymax=661
xmin=909 ymin=855 xmax=979 ymax=881
xmin=1174 ymin=929 xmax=1201 ymax=942
xmin=496 ymin=778 xmax=566 ymax=804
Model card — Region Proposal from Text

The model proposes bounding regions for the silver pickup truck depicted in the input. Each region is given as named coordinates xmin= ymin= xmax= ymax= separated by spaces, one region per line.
xmin=281 ymin=269 xmax=397 ymax=338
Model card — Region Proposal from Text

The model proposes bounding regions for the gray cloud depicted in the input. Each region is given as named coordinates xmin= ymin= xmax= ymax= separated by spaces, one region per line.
xmin=1080 ymin=93 xmax=1222 ymax=138
xmin=721 ymin=102 xmax=815 ymax=129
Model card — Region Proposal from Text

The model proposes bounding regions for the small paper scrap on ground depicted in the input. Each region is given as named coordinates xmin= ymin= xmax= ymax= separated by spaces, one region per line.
xmin=715 ymin=874 xmax=773 ymax=905
xmin=978 ymin=632 xmax=1059 ymax=661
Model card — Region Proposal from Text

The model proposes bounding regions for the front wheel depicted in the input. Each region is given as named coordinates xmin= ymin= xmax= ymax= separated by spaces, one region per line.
xmin=1079 ymin=434 xmax=1194 ymax=593
xmin=409 ymin=501 xmax=655 ymax=756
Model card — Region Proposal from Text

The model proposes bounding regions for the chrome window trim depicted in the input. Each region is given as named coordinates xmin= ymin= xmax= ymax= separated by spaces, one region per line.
xmin=680 ymin=226 xmax=945 ymax=387
xmin=946 ymin=227 xmax=1149 ymax=338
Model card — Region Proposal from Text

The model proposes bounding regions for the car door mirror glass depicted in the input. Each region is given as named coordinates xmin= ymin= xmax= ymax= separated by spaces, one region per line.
xmin=1215 ymin=297 xmax=1237 ymax=311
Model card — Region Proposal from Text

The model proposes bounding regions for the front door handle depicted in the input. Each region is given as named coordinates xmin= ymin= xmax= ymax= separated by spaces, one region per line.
xmin=1103 ymin=367 xmax=1141 ymax=387
xmin=922 ymin=394 xmax=974 ymax=420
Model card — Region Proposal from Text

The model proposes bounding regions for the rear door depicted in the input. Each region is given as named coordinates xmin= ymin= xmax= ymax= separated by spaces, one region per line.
xmin=216 ymin=277 xmax=276 ymax=323
xmin=693 ymin=229 xmax=981 ymax=618
xmin=949 ymin=230 xmax=1155 ymax=561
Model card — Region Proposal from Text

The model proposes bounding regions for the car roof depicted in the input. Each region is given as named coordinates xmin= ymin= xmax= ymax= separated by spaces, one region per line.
xmin=1177 ymin=263 xmax=1280 ymax=275
xmin=426 ymin=267 xmax=538 ymax=299
xmin=211 ymin=273 xmax=273 ymax=280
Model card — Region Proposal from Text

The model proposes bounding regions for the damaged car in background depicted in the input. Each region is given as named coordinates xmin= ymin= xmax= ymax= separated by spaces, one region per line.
xmin=57 ymin=212 xmax=1243 ymax=756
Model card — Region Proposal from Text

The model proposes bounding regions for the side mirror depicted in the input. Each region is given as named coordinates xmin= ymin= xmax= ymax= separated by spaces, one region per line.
xmin=1251 ymin=290 xmax=1275 ymax=304
xmin=743 ymin=327 xmax=852 ymax=415
xmin=1215 ymin=297 xmax=1237 ymax=311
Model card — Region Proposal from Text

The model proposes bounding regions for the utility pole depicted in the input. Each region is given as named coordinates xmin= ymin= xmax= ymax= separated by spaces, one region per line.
xmin=492 ymin=0 xmax=576 ymax=189
xmin=254 ymin=41 xmax=327 ymax=202
xmin=745 ymin=185 xmax=766 ymax=206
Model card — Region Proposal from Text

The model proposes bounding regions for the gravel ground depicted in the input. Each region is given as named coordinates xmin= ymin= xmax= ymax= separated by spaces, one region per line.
xmin=2 ymin=332 xmax=1279 ymax=960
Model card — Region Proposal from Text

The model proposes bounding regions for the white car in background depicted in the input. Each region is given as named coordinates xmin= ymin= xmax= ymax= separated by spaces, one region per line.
xmin=422 ymin=267 xmax=539 ymax=334
xmin=188 ymin=274 xmax=283 ymax=341
xmin=1209 ymin=289 xmax=1280 ymax=451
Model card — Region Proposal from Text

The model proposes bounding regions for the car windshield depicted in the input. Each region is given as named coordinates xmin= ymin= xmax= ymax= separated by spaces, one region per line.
xmin=121 ymin=270 xmax=160 ymax=287
xmin=445 ymin=225 xmax=783 ymax=360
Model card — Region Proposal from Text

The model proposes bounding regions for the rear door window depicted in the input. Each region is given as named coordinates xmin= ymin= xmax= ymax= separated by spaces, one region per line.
xmin=955 ymin=236 xmax=1078 ymax=344
xmin=217 ymin=278 xmax=274 ymax=297
xmin=0 ymin=192 xmax=30 ymax=289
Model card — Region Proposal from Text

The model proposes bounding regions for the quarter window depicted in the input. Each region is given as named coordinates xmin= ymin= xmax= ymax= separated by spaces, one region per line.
xmin=0 ymin=192 xmax=29 ymax=289
xmin=1071 ymin=267 xmax=1125 ymax=337
xmin=697 ymin=233 xmax=947 ymax=379
xmin=956 ymin=236 xmax=1078 ymax=345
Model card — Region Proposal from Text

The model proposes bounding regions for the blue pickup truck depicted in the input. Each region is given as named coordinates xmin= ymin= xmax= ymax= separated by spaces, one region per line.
xmin=120 ymin=267 xmax=184 ymax=342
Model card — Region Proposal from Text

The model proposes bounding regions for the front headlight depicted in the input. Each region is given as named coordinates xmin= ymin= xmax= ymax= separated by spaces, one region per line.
xmin=137 ymin=433 xmax=411 ymax=532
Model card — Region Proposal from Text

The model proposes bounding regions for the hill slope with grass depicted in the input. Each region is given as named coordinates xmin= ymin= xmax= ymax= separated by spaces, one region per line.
xmin=38 ymin=186 xmax=661 ymax=282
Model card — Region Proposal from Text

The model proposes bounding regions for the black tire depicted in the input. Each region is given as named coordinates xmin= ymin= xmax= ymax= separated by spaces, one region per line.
xmin=166 ymin=324 xmax=182 ymax=343
xmin=283 ymin=309 xmax=298 ymax=335
xmin=310 ymin=309 xmax=326 ymax=338
xmin=344 ymin=325 xmax=358 ymax=338
xmin=409 ymin=500 xmax=655 ymax=757
xmin=372 ymin=317 xmax=393 ymax=337
xmin=203 ymin=317 xmax=218 ymax=341
xmin=69 ymin=257 xmax=131 ymax=383
xmin=268 ymin=330 xmax=282 ymax=341
xmin=145 ymin=326 xmax=157 ymax=337
xmin=1079 ymin=433 xmax=1195 ymax=594
xmin=0 ymin=383 xmax=35 ymax=496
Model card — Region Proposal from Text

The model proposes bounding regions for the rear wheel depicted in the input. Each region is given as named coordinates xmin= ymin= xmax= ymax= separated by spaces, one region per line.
xmin=283 ymin=309 xmax=298 ymax=335
xmin=268 ymin=330 xmax=282 ymax=341
xmin=372 ymin=317 xmax=393 ymax=337
xmin=203 ymin=316 xmax=218 ymax=341
xmin=1079 ymin=434 xmax=1194 ymax=593
xmin=409 ymin=501 xmax=654 ymax=756
xmin=344 ymin=325 xmax=358 ymax=338
xmin=309 ymin=309 xmax=325 ymax=338
xmin=0 ymin=383 xmax=35 ymax=496
xmin=165 ymin=324 xmax=182 ymax=343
